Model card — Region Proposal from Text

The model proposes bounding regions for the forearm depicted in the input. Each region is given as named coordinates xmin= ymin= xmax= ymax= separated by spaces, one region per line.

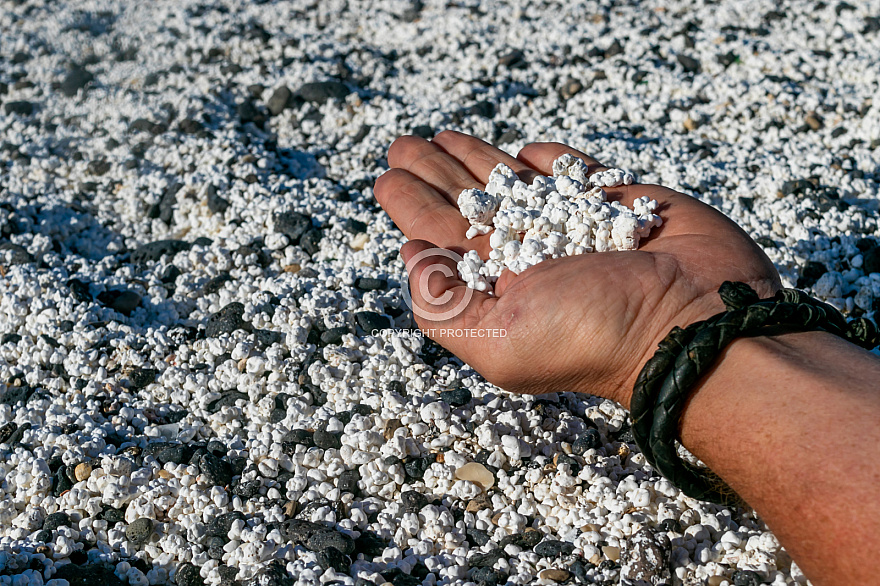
xmin=677 ymin=330 xmax=880 ymax=585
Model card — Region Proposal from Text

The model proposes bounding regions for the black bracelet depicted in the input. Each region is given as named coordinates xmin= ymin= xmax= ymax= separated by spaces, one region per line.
xmin=631 ymin=281 xmax=880 ymax=506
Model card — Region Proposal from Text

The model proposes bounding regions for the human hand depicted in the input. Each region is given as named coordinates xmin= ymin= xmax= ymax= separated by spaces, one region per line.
xmin=374 ymin=130 xmax=781 ymax=407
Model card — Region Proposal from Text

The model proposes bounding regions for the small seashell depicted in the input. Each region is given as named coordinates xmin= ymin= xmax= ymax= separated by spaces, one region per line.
xmin=455 ymin=462 xmax=494 ymax=489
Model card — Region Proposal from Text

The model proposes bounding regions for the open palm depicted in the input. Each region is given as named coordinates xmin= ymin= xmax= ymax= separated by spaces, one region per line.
xmin=374 ymin=131 xmax=781 ymax=407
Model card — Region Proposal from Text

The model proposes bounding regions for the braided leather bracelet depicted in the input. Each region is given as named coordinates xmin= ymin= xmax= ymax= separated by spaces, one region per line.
xmin=631 ymin=281 xmax=880 ymax=506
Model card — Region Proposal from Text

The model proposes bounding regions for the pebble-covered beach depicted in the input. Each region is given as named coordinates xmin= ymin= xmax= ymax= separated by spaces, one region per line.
xmin=1 ymin=1 xmax=879 ymax=585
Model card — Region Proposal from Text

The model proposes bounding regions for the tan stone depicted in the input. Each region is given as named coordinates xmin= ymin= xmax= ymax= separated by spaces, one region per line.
xmin=157 ymin=470 xmax=173 ymax=479
xmin=383 ymin=418 xmax=402 ymax=440
xmin=602 ymin=545 xmax=620 ymax=561
xmin=466 ymin=493 xmax=492 ymax=513
xmin=283 ymin=501 xmax=298 ymax=517
xmin=683 ymin=117 xmax=699 ymax=131
xmin=538 ymin=568 xmax=570 ymax=582
xmin=74 ymin=462 xmax=92 ymax=482
xmin=617 ymin=444 xmax=630 ymax=459
xmin=455 ymin=462 xmax=494 ymax=489
xmin=282 ymin=264 xmax=301 ymax=273
xmin=707 ymin=576 xmax=727 ymax=586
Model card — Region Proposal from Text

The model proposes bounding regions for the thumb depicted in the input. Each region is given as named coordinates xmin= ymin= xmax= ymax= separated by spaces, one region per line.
xmin=400 ymin=240 xmax=500 ymax=356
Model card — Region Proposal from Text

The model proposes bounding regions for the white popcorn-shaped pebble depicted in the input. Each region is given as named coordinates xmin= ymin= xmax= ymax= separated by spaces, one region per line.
xmin=458 ymin=188 xmax=499 ymax=227
xmin=454 ymin=158 xmax=659 ymax=290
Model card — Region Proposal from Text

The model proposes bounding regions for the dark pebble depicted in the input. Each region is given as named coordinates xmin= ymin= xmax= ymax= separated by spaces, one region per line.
xmin=200 ymin=453 xmax=232 ymax=486
xmin=242 ymin=560 xmax=291 ymax=586
xmin=193 ymin=237 xmax=213 ymax=247
xmin=557 ymin=453 xmax=581 ymax=474
xmin=155 ymin=444 xmax=188 ymax=465
xmin=97 ymin=289 xmax=142 ymax=316
xmin=233 ymin=478 xmax=261 ymax=498
xmin=320 ymin=326 xmax=350 ymax=345
xmin=797 ymin=261 xmax=828 ymax=288
xmin=54 ymin=562 xmax=125 ymax=586
xmin=471 ymin=567 xmax=500 ymax=586
xmin=317 ymin=546 xmax=350 ymax=573
xmin=43 ymin=511 xmax=72 ymax=531
xmin=307 ymin=530 xmax=355 ymax=555
xmin=175 ymin=562 xmax=205 ymax=586
xmin=217 ymin=565 xmax=238 ymax=586
xmin=300 ymin=228 xmax=322 ymax=255
xmin=534 ymin=540 xmax=575 ymax=557
xmin=297 ymin=81 xmax=350 ymax=104
xmin=68 ymin=278 xmax=92 ymax=302
xmin=572 ymin=429 xmax=602 ymax=455
xmin=52 ymin=466 xmax=73 ymax=496
xmin=1 ymin=333 xmax=21 ymax=345
xmin=343 ymin=218 xmax=367 ymax=234
xmin=338 ymin=469 xmax=360 ymax=493
xmin=570 ymin=561 xmax=590 ymax=583
xmin=498 ymin=48 xmax=526 ymax=68
xmin=389 ymin=574 xmax=420 ymax=586
xmin=281 ymin=428 xmax=315 ymax=448
xmin=354 ymin=531 xmax=387 ymax=556
xmin=207 ymin=511 xmax=246 ymax=539
xmin=658 ymin=519 xmax=683 ymax=534
xmin=6 ymin=422 xmax=31 ymax=446
xmin=87 ymin=159 xmax=111 ymax=176
xmin=0 ymin=242 xmax=34 ymax=264
xmin=468 ymin=549 xmax=505 ymax=568
xmin=125 ymin=517 xmax=154 ymax=544
xmin=354 ymin=277 xmax=387 ymax=291
xmin=208 ymin=537 xmax=226 ymax=560
xmin=237 ymin=100 xmax=267 ymax=124
xmin=401 ymin=490 xmax=430 ymax=513
xmin=404 ymin=454 xmax=436 ymax=480
xmin=129 ymin=368 xmax=158 ymax=389
xmin=439 ymin=387 xmax=472 ymax=407
xmin=470 ymin=100 xmax=495 ymax=118
xmin=206 ymin=185 xmax=230 ymax=214
xmin=677 ymin=54 xmax=702 ymax=73
xmin=160 ymin=265 xmax=181 ymax=285
xmin=202 ymin=273 xmax=233 ymax=295
xmin=275 ymin=210 xmax=312 ymax=242
xmin=781 ymin=179 xmax=814 ymax=197
xmin=206 ymin=302 xmax=247 ymax=337
xmin=100 ymin=507 xmax=126 ymax=524
xmin=207 ymin=390 xmax=248 ymax=412
xmin=313 ymin=430 xmax=342 ymax=449
xmin=148 ymin=183 xmax=182 ymax=225
xmin=131 ymin=239 xmax=191 ymax=264
xmin=35 ymin=529 xmax=51 ymax=543
xmin=129 ymin=118 xmax=165 ymax=134
xmin=179 ymin=118 xmax=203 ymax=134
xmin=732 ymin=570 xmax=764 ymax=586
xmin=3 ymin=101 xmax=35 ymax=116
xmin=1 ymin=385 xmax=35 ymax=406
xmin=862 ymin=246 xmax=880 ymax=274
xmin=60 ymin=67 xmax=94 ymax=97
xmin=0 ymin=422 xmax=17 ymax=444
xmin=267 ymin=86 xmax=293 ymax=115
xmin=281 ymin=519 xmax=328 ymax=545
xmin=355 ymin=311 xmax=390 ymax=332
xmin=605 ymin=39 xmax=624 ymax=58
xmin=411 ymin=125 xmax=434 ymax=139
xmin=500 ymin=529 xmax=542 ymax=549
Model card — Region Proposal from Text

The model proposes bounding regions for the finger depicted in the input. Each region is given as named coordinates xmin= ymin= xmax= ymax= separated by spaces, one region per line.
xmin=400 ymin=240 xmax=499 ymax=358
xmin=431 ymin=130 xmax=541 ymax=184
xmin=387 ymin=135 xmax=482 ymax=204
xmin=516 ymin=142 xmax=607 ymax=177
xmin=374 ymin=169 xmax=475 ymax=251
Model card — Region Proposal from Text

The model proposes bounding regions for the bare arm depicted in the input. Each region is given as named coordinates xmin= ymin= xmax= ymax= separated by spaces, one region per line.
xmin=678 ymin=330 xmax=880 ymax=585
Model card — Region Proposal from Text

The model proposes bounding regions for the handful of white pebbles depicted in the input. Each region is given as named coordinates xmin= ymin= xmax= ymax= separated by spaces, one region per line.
xmin=455 ymin=154 xmax=663 ymax=292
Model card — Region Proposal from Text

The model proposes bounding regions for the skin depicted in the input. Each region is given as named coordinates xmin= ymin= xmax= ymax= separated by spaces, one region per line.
xmin=374 ymin=130 xmax=880 ymax=585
